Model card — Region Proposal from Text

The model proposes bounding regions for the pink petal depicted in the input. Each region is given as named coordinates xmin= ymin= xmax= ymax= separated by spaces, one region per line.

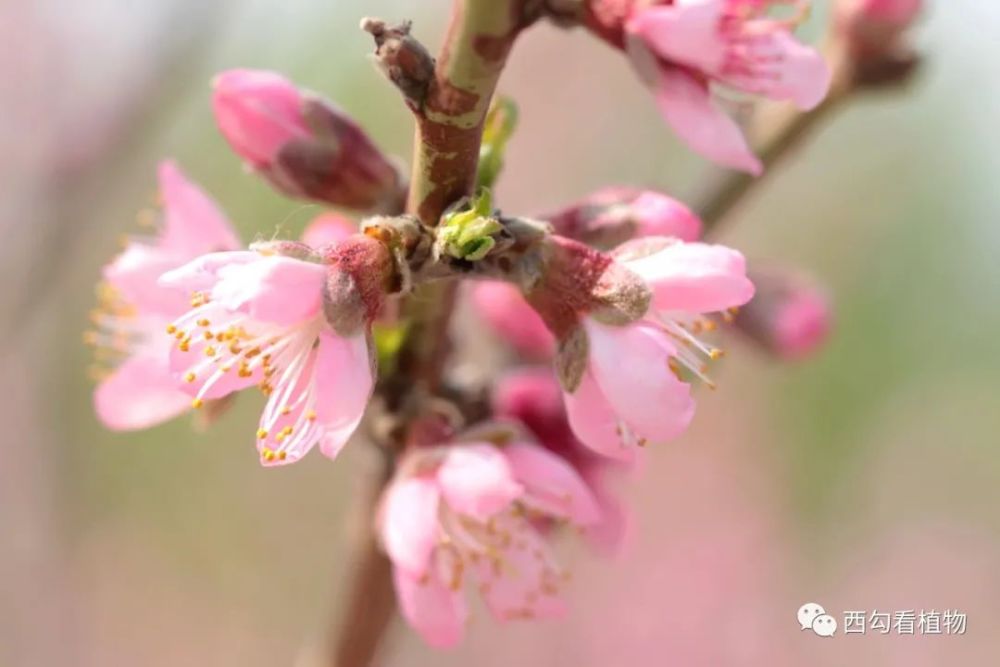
xmin=158 ymin=250 xmax=258 ymax=295
xmin=94 ymin=349 xmax=191 ymax=431
xmin=255 ymin=342 xmax=323 ymax=466
xmin=501 ymin=442 xmax=602 ymax=525
xmin=103 ymin=243 xmax=190 ymax=318
xmin=379 ymin=477 xmax=441 ymax=576
xmin=473 ymin=514 xmax=567 ymax=622
xmin=301 ymin=213 xmax=356 ymax=248
xmin=626 ymin=241 xmax=755 ymax=314
xmin=313 ymin=331 xmax=374 ymax=461
xmin=157 ymin=161 xmax=241 ymax=254
xmin=630 ymin=191 xmax=703 ymax=242
xmin=652 ymin=66 xmax=762 ymax=175
xmin=586 ymin=320 xmax=696 ymax=444
xmin=564 ymin=372 xmax=636 ymax=462
xmin=393 ymin=565 xmax=467 ymax=649
xmin=210 ymin=255 xmax=326 ymax=327
xmin=627 ymin=2 xmax=728 ymax=74
xmin=727 ymin=29 xmax=830 ymax=110
xmin=436 ymin=444 xmax=523 ymax=522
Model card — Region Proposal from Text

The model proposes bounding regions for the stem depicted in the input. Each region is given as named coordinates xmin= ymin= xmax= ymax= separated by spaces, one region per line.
xmin=328 ymin=455 xmax=396 ymax=667
xmin=691 ymin=36 xmax=855 ymax=232
xmin=329 ymin=3 xmax=532 ymax=665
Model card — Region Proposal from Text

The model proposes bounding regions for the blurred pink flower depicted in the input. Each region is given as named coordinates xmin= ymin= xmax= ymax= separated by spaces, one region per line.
xmin=564 ymin=240 xmax=754 ymax=460
xmin=160 ymin=245 xmax=380 ymax=466
xmin=493 ymin=368 xmax=630 ymax=552
xmin=735 ymin=268 xmax=832 ymax=360
xmin=855 ymin=0 xmax=922 ymax=25
xmin=625 ymin=0 xmax=830 ymax=173
xmin=379 ymin=439 xmax=600 ymax=647
xmin=90 ymin=161 xmax=240 ymax=430
xmin=545 ymin=186 xmax=703 ymax=248
xmin=301 ymin=213 xmax=356 ymax=249
xmin=470 ymin=281 xmax=555 ymax=360
xmin=838 ymin=0 xmax=922 ymax=58
xmin=212 ymin=69 xmax=404 ymax=211
xmin=772 ymin=290 xmax=831 ymax=359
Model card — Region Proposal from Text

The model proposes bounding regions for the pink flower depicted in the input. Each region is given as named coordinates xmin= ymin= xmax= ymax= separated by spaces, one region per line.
xmin=545 ymin=186 xmax=702 ymax=248
xmin=89 ymin=161 xmax=240 ymax=430
xmin=212 ymin=69 xmax=404 ymax=211
xmin=625 ymin=0 xmax=831 ymax=173
xmin=301 ymin=213 xmax=356 ymax=249
xmin=472 ymin=188 xmax=704 ymax=361
xmin=493 ymin=368 xmax=630 ymax=552
xmin=378 ymin=439 xmax=600 ymax=647
xmin=735 ymin=267 xmax=832 ymax=360
xmin=563 ymin=239 xmax=755 ymax=460
xmin=470 ymin=282 xmax=555 ymax=360
xmin=160 ymin=238 xmax=387 ymax=466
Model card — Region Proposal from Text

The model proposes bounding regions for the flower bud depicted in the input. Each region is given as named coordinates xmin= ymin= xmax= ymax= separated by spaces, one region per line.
xmin=301 ymin=213 xmax=356 ymax=249
xmin=580 ymin=0 xmax=635 ymax=49
xmin=545 ymin=186 xmax=702 ymax=249
xmin=492 ymin=368 xmax=578 ymax=460
xmin=492 ymin=368 xmax=630 ymax=553
xmin=212 ymin=69 xmax=406 ymax=212
xmin=853 ymin=0 xmax=922 ymax=30
xmin=838 ymin=0 xmax=923 ymax=82
xmin=734 ymin=269 xmax=832 ymax=360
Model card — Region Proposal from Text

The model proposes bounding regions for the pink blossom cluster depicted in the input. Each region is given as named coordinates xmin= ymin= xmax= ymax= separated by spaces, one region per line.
xmin=85 ymin=0 xmax=851 ymax=647
xmin=584 ymin=0 xmax=831 ymax=173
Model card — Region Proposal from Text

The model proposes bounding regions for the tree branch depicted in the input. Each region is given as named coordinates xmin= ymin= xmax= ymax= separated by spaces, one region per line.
xmin=690 ymin=19 xmax=921 ymax=234
xmin=329 ymin=3 xmax=535 ymax=665
xmin=690 ymin=36 xmax=855 ymax=232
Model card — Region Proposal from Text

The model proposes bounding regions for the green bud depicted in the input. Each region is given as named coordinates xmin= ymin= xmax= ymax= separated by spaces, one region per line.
xmin=438 ymin=189 xmax=503 ymax=261
xmin=477 ymin=96 xmax=519 ymax=189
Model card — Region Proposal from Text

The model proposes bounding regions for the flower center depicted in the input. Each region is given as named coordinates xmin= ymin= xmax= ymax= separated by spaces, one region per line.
xmin=169 ymin=293 xmax=322 ymax=408
xmin=653 ymin=308 xmax=739 ymax=390
xmin=426 ymin=504 xmax=568 ymax=618
xmin=84 ymin=282 xmax=151 ymax=380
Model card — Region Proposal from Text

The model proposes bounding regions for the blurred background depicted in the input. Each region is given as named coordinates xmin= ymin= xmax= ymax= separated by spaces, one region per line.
xmin=2 ymin=1 xmax=999 ymax=665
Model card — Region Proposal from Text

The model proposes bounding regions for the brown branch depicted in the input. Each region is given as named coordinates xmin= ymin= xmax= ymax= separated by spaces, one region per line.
xmin=329 ymin=3 xmax=535 ymax=665
xmin=327 ymin=454 xmax=396 ymax=667
xmin=691 ymin=20 xmax=922 ymax=233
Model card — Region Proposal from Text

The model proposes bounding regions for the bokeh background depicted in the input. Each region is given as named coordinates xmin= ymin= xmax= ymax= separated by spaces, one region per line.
xmin=2 ymin=1 xmax=999 ymax=665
